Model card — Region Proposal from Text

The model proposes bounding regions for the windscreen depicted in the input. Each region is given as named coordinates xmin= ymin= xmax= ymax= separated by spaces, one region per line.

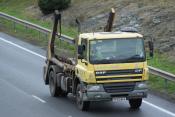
xmin=90 ymin=38 xmax=145 ymax=64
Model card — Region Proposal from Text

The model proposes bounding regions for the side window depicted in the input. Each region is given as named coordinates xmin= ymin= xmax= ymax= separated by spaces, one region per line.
xmin=81 ymin=39 xmax=87 ymax=60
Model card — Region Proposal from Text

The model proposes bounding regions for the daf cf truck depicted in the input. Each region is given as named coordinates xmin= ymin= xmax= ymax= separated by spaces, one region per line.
xmin=43 ymin=9 xmax=154 ymax=111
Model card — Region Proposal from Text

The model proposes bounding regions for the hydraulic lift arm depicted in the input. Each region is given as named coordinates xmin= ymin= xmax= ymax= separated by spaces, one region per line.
xmin=104 ymin=8 xmax=116 ymax=32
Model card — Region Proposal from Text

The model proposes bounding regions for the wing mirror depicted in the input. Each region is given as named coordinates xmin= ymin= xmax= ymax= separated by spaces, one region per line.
xmin=144 ymin=36 xmax=154 ymax=59
xmin=78 ymin=45 xmax=88 ymax=65
xmin=148 ymin=40 xmax=154 ymax=58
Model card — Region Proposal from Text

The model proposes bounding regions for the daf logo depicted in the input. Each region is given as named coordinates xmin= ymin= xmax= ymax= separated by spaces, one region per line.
xmin=96 ymin=71 xmax=106 ymax=75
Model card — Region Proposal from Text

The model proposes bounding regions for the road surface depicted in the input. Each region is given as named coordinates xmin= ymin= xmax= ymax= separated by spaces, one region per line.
xmin=0 ymin=32 xmax=175 ymax=117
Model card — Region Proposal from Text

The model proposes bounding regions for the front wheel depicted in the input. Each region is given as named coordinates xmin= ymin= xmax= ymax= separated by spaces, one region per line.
xmin=76 ymin=84 xmax=90 ymax=111
xmin=129 ymin=98 xmax=142 ymax=109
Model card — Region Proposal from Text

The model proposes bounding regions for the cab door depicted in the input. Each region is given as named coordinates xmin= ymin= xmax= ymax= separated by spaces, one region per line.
xmin=76 ymin=39 xmax=89 ymax=81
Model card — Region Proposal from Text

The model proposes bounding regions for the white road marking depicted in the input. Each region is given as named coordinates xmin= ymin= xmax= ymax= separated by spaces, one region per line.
xmin=143 ymin=100 xmax=175 ymax=117
xmin=1 ymin=37 xmax=175 ymax=116
xmin=0 ymin=37 xmax=46 ymax=59
xmin=32 ymin=95 xmax=46 ymax=103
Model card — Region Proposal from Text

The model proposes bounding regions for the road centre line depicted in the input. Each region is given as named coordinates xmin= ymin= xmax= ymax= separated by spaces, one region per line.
xmin=0 ymin=37 xmax=175 ymax=116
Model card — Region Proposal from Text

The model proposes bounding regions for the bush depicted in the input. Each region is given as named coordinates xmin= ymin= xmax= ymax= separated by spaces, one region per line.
xmin=38 ymin=0 xmax=71 ymax=15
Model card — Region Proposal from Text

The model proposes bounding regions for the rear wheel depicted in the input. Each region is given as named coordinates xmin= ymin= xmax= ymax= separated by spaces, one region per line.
xmin=49 ymin=71 xmax=62 ymax=97
xmin=76 ymin=84 xmax=90 ymax=111
xmin=129 ymin=98 xmax=142 ymax=109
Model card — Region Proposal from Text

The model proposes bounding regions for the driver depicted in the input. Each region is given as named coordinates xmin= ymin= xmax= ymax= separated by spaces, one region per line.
xmin=90 ymin=42 xmax=104 ymax=61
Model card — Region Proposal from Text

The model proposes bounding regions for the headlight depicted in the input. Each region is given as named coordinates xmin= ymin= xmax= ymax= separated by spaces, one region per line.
xmin=87 ymin=85 xmax=104 ymax=92
xmin=135 ymin=82 xmax=148 ymax=90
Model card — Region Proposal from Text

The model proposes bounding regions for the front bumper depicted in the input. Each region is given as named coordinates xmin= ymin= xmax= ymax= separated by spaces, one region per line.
xmin=82 ymin=82 xmax=148 ymax=101
xmin=82 ymin=90 xmax=147 ymax=101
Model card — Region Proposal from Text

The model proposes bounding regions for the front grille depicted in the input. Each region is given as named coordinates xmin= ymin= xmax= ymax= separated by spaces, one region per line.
xmin=95 ymin=69 xmax=143 ymax=76
xmin=96 ymin=76 xmax=142 ymax=81
xmin=103 ymin=82 xmax=135 ymax=93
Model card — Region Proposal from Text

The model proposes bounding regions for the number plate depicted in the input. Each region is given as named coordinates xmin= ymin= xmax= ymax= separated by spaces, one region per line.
xmin=112 ymin=97 xmax=126 ymax=102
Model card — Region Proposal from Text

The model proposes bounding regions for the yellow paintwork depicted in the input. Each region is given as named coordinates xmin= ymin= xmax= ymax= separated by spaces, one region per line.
xmin=143 ymin=62 xmax=149 ymax=80
xmin=79 ymin=32 xmax=143 ymax=41
xmin=94 ymin=62 xmax=144 ymax=71
xmin=76 ymin=61 xmax=148 ymax=84
xmin=76 ymin=60 xmax=96 ymax=83
xmin=75 ymin=32 xmax=148 ymax=84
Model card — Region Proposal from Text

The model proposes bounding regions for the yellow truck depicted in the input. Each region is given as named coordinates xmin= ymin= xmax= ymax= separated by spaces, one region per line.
xmin=43 ymin=10 xmax=154 ymax=111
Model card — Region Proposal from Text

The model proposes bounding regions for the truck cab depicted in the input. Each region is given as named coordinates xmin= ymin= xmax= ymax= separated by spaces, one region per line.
xmin=75 ymin=32 xmax=148 ymax=109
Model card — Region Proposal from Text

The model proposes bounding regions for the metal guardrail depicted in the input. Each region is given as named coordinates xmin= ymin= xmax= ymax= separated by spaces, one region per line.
xmin=0 ymin=12 xmax=75 ymax=44
xmin=0 ymin=12 xmax=175 ymax=83
xmin=149 ymin=66 xmax=175 ymax=82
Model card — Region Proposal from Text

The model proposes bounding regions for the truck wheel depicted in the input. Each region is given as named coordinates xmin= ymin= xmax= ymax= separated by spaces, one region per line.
xmin=76 ymin=84 xmax=90 ymax=111
xmin=49 ymin=71 xmax=61 ymax=97
xmin=129 ymin=98 xmax=142 ymax=109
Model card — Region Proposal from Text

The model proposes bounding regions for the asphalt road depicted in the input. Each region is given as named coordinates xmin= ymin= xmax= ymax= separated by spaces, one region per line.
xmin=0 ymin=32 xmax=175 ymax=117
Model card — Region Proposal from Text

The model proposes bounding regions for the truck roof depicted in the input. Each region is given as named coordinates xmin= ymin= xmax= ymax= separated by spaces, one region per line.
xmin=79 ymin=32 xmax=143 ymax=40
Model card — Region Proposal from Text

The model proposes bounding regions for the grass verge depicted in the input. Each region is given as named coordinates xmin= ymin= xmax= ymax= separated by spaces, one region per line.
xmin=148 ymin=53 xmax=175 ymax=74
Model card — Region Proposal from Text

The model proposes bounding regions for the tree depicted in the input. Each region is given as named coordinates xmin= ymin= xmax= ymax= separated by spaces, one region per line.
xmin=38 ymin=0 xmax=71 ymax=15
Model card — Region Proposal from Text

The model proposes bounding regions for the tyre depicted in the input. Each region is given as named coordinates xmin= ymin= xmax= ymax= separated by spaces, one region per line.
xmin=49 ymin=70 xmax=62 ymax=97
xmin=129 ymin=98 xmax=142 ymax=109
xmin=76 ymin=84 xmax=90 ymax=111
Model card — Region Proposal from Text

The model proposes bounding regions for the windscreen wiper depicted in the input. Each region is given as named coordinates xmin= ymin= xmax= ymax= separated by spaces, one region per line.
xmin=124 ymin=55 xmax=144 ymax=62
xmin=92 ymin=59 xmax=116 ymax=64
